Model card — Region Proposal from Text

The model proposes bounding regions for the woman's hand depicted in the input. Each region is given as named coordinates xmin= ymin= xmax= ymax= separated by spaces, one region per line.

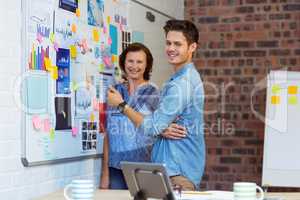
xmin=161 ymin=123 xmax=187 ymax=139
xmin=107 ymin=86 xmax=124 ymax=107
xmin=99 ymin=168 xmax=109 ymax=189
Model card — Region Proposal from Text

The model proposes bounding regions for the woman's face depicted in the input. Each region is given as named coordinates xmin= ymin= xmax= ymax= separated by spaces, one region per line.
xmin=124 ymin=50 xmax=147 ymax=82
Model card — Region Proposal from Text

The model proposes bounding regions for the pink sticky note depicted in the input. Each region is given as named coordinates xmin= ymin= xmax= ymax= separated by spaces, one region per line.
xmin=82 ymin=39 xmax=88 ymax=50
xmin=32 ymin=115 xmax=42 ymax=130
xmin=103 ymin=26 xmax=107 ymax=34
xmin=72 ymin=127 xmax=78 ymax=137
xmin=119 ymin=24 xmax=124 ymax=32
xmin=53 ymin=42 xmax=59 ymax=52
xmin=93 ymin=98 xmax=99 ymax=111
xmin=103 ymin=56 xmax=112 ymax=66
xmin=108 ymin=37 xmax=112 ymax=45
xmin=37 ymin=33 xmax=43 ymax=43
xmin=43 ymin=118 xmax=50 ymax=132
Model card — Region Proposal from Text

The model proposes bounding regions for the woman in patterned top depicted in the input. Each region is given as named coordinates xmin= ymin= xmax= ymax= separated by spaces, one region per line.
xmin=100 ymin=43 xmax=186 ymax=189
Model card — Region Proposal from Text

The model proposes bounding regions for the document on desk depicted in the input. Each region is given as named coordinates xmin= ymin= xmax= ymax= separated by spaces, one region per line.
xmin=175 ymin=190 xmax=234 ymax=200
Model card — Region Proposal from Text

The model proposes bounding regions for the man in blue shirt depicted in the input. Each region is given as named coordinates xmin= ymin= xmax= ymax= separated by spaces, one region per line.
xmin=107 ymin=19 xmax=205 ymax=190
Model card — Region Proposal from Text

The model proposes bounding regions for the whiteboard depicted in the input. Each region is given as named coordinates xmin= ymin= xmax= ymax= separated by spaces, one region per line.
xmin=20 ymin=0 xmax=128 ymax=166
xmin=262 ymin=70 xmax=300 ymax=187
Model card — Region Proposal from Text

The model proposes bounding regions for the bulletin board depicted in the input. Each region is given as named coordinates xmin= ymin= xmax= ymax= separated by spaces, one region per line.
xmin=262 ymin=71 xmax=300 ymax=187
xmin=20 ymin=0 xmax=129 ymax=166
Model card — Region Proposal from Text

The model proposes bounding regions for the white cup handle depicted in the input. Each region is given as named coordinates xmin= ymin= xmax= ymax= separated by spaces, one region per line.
xmin=256 ymin=185 xmax=264 ymax=200
xmin=63 ymin=184 xmax=72 ymax=200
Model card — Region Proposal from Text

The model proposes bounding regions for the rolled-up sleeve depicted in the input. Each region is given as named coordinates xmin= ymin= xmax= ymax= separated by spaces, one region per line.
xmin=139 ymin=80 xmax=192 ymax=136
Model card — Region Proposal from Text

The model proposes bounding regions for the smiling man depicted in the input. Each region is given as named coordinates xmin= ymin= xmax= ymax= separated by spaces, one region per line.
xmin=107 ymin=19 xmax=205 ymax=190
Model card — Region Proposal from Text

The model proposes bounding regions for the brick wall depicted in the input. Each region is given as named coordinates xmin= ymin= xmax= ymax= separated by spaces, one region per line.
xmin=185 ymin=0 xmax=300 ymax=191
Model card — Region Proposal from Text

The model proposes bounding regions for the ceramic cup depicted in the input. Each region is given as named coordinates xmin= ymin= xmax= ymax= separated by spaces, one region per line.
xmin=64 ymin=179 xmax=94 ymax=200
xmin=233 ymin=182 xmax=264 ymax=200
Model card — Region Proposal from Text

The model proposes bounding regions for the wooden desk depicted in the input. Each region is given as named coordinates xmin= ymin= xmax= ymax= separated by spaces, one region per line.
xmin=36 ymin=189 xmax=300 ymax=200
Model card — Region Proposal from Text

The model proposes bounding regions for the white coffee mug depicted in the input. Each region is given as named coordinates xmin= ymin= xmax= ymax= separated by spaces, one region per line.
xmin=233 ymin=182 xmax=264 ymax=200
xmin=64 ymin=179 xmax=94 ymax=200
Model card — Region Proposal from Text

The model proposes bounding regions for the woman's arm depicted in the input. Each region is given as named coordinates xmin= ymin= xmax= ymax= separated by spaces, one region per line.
xmin=99 ymin=132 xmax=109 ymax=189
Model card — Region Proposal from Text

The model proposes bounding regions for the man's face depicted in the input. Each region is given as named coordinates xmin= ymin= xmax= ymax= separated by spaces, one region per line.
xmin=165 ymin=31 xmax=196 ymax=68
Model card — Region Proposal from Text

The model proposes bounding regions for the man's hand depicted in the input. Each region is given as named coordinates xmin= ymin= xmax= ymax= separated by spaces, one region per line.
xmin=161 ymin=123 xmax=187 ymax=139
xmin=107 ymin=86 xmax=124 ymax=107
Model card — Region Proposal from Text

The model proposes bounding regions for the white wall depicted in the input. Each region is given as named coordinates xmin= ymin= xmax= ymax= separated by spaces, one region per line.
xmin=0 ymin=0 xmax=183 ymax=199
xmin=0 ymin=1 xmax=101 ymax=199
xmin=128 ymin=0 xmax=184 ymax=87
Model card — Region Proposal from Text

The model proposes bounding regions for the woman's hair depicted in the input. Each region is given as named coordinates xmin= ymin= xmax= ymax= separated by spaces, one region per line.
xmin=119 ymin=42 xmax=153 ymax=81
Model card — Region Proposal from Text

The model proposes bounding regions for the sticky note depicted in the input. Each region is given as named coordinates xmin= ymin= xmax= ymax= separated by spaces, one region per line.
xmin=49 ymin=128 xmax=55 ymax=141
xmin=288 ymin=96 xmax=297 ymax=105
xmin=272 ymin=85 xmax=281 ymax=94
xmin=271 ymin=96 xmax=280 ymax=105
xmin=103 ymin=56 xmax=111 ymax=66
xmin=71 ymin=81 xmax=79 ymax=92
xmin=71 ymin=24 xmax=77 ymax=33
xmin=108 ymin=37 xmax=112 ymax=45
xmin=76 ymin=8 xmax=81 ymax=17
xmin=50 ymin=33 xmax=55 ymax=43
xmin=82 ymin=39 xmax=88 ymax=50
xmin=288 ymin=86 xmax=298 ymax=95
xmin=37 ymin=33 xmax=43 ymax=43
xmin=93 ymin=98 xmax=99 ymax=111
xmin=32 ymin=115 xmax=42 ymax=130
xmin=99 ymin=64 xmax=104 ymax=72
xmin=72 ymin=127 xmax=78 ymax=137
xmin=111 ymin=55 xmax=118 ymax=63
xmin=119 ymin=24 xmax=124 ymax=32
xmin=107 ymin=16 xmax=111 ymax=24
xmin=43 ymin=118 xmax=50 ymax=132
xmin=93 ymin=28 xmax=100 ymax=42
xmin=90 ymin=113 xmax=95 ymax=122
xmin=70 ymin=45 xmax=77 ymax=59
xmin=103 ymin=26 xmax=107 ymax=34
xmin=44 ymin=57 xmax=51 ymax=71
xmin=50 ymin=66 xmax=58 ymax=80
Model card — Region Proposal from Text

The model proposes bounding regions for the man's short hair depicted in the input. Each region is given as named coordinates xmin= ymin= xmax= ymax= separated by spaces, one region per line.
xmin=163 ymin=19 xmax=199 ymax=45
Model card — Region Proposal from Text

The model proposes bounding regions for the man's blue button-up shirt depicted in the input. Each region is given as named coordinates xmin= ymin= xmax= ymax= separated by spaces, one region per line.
xmin=139 ymin=63 xmax=205 ymax=188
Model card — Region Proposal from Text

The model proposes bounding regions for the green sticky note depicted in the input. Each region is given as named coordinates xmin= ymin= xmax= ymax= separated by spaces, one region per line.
xmin=71 ymin=81 xmax=79 ymax=92
xmin=272 ymin=85 xmax=281 ymax=94
xmin=99 ymin=64 xmax=104 ymax=72
xmin=49 ymin=128 xmax=55 ymax=141
xmin=288 ymin=96 xmax=297 ymax=105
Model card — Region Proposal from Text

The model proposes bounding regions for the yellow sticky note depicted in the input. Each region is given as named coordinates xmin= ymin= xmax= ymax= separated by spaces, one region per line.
xmin=99 ymin=64 xmax=104 ymax=72
xmin=71 ymin=24 xmax=77 ymax=33
xmin=50 ymin=33 xmax=55 ymax=43
xmin=76 ymin=8 xmax=81 ymax=17
xmin=90 ymin=113 xmax=95 ymax=122
xmin=93 ymin=28 xmax=100 ymax=42
xmin=70 ymin=45 xmax=77 ymax=59
xmin=107 ymin=16 xmax=111 ymax=24
xmin=272 ymin=85 xmax=281 ymax=94
xmin=288 ymin=86 xmax=298 ymax=95
xmin=49 ymin=128 xmax=55 ymax=141
xmin=271 ymin=96 xmax=280 ymax=105
xmin=50 ymin=66 xmax=58 ymax=80
xmin=44 ymin=57 xmax=52 ymax=71
xmin=111 ymin=55 xmax=118 ymax=63
xmin=288 ymin=96 xmax=297 ymax=105
xmin=71 ymin=81 xmax=79 ymax=92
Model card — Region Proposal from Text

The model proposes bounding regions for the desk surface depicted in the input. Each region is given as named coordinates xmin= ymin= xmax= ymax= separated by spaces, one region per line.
xmin=36 ymin=189 xmax=300 ymax=200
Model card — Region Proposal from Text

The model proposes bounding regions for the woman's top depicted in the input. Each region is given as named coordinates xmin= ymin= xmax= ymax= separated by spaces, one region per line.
xmin=106 ymin=82 xmax=159 ymax=169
